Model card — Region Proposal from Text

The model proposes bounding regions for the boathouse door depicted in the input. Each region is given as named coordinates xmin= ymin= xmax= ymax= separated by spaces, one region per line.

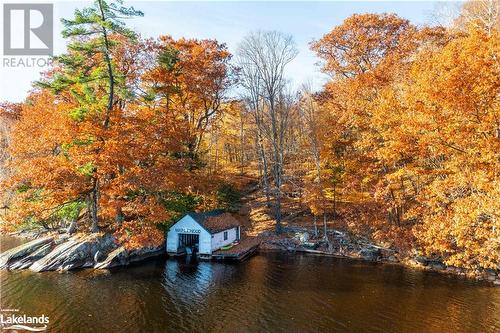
xmin=178 ymin=233 xmax=199 ymax=252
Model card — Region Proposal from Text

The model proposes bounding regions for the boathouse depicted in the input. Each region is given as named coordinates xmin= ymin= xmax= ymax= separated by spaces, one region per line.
xmin=166 ymin=210 xmax=241 ymax=257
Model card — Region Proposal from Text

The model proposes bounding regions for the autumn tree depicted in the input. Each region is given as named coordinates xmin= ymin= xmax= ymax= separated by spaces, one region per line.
xmin=454 ymin=0 xmax=499 ymax=35
xmin=141 ymin=36 xmax=234 ymax=164
xmin=35 ymin=0 xmax=143 ymax=232
xmin=310 ymin=14 xmax=418 ymax=238
xmin=0 ymin=103 xmax=21 ymax=214
xmin=203 ymin=101 xmax=255 ymax=174
xmin=311 ymin=13 xmax=416 ymax=79
xmin=8 ymin=1 xmax=182 ymax=246
xmin=312 ymin=10 xmax=498 ymax=270
xmin=237 ymin=31 xmax=298 ymax=232
xmin=7 ymin=92 xmax=89 ymax=232
xmin=299 ymin=85 xmax=328 ymax=237
xmin=403 ymin=26 xmax=500 ymax=269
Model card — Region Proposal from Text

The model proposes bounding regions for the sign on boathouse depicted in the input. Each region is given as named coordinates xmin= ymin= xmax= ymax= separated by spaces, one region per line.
xmin=166 ymin=210 xmax=241 ymax=256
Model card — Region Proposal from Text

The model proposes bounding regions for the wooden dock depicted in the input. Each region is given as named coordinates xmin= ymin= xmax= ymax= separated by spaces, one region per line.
xmin=212 ymin=237 xmax=260 ymax=261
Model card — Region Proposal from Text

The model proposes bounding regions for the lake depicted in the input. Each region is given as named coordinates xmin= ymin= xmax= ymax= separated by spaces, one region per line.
xmin=0 ymin=236 xmax=498 ymax=332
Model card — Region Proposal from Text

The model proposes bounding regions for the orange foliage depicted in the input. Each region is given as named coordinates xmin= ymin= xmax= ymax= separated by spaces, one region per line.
xmin=4 ymin=34 xmax=233 ymax=249
xmin=312 ymin=13 xmax=499 ymax=269
xmin=2 ymin=3 xmax=498 ymax=271
xmin=141 ymin=36 xmax=234 ymax=157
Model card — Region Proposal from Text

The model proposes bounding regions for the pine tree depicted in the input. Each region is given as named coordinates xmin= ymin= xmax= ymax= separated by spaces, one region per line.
xmin=38 ymin=0 xmax=143 ymax=232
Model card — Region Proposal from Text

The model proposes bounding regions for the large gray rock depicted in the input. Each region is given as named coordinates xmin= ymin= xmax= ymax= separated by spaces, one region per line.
xmin=95 ymin=244 xmax=165 ymax=269
xmin=30 ymin=233 xmax=116 ymax=272
xmin=428 ymin=261 xmax=446 ymax=270
xmin=8 ymin=229 xmax=49 ymax=239
xmin=2 ymin=232 xmax=164 ymax=272
xmin=94 ymin=247 xmax=129 ymax=269
xmin=359 ymin=247 xmax=381 ymax=261
xmin=415 ymin=255 xmax=429 ymax=266
xmin=0 ymin=236 xmax=54 ymax=269
xmin=9 ymin=243 xmax=53 ymax=269
xmin=129 ymin=244 xmax=165 ymax=263
xmin=294 ymin=232 xmax=310 ymax=243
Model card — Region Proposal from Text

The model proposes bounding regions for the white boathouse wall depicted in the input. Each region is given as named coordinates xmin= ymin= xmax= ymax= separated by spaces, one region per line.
xmin=211 ymin=227 xmax=239 ymax=251
xmin=166 ymin=215 xmax=212 ymax=255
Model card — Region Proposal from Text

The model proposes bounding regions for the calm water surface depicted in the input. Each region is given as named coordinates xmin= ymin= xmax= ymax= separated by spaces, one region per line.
xmin=0 ymin=236 xmax=498 ymax=332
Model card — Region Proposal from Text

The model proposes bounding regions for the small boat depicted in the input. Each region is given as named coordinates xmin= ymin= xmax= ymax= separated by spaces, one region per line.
xmin=221 ymin=244 xmax=233 ymax=251
xmin=302 ymin=242 xmax=319 ymax=249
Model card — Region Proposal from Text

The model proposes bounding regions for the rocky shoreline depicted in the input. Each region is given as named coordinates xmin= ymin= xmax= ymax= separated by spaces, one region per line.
xmin=258 ymin=227 xmax=500 ymax=286
xmin=1 ymin=228 xmax=498 ymax=286
xmin=0 ymin=232 xmax=164 ymax=271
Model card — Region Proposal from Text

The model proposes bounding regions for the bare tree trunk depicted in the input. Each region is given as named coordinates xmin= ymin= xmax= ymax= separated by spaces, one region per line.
xmin=333 ymin=182 xmax=337 ymax=217
xmin=259 ymin=140 xmax=272 ymax=208
xmin=313 ymin=215 xmax=318 ymax=237
xmin=269 ymin=98 xmax=284 ymax=233
xmin=115 ymin=207 xmax=124 ymax=225
xmin=240 ymin=115 xmax=245 ymax=175
xmin=89 ymin=177 xmax=99 ymax=233
xmin=67 ymin=205 xmax=83 ymax=234
xmin=389 ymin=189 xmax=401 ymax=226
xmin=256 ymin=136 xmax=263 ymax=178
xmin=255 ymin=135 xmax=271 ymax=208
xmin=67 ymin=218 xmax=77 ymax=234
xmin=237 ymin=30 xmax=297 ymax=233
xmin=98 ymin=0 xmax=115 ymax=129
xmin=323 ymin=213 xmax=328 ymax=240
xmin=275 ymin=186 xmax=282 ymax=233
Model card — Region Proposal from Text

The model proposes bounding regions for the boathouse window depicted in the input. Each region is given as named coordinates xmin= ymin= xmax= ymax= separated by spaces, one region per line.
xmin=224 ymin=231 xmax=228 ymax=241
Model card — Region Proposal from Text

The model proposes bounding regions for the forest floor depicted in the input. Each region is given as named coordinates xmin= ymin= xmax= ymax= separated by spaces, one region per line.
xmin=229 ymin=172 xmax=370 ymax=249
xmin=231 ymin=172 xmax=351 ymax=238
xmin=230 ymin=172 xmax=325 ymax=236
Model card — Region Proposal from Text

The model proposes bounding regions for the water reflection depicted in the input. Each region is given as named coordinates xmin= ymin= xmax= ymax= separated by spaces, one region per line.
xmin=163 ymin=257 xmax=214 ymax=305
xmin=0 ymin=236 xmax=498 ymax=333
